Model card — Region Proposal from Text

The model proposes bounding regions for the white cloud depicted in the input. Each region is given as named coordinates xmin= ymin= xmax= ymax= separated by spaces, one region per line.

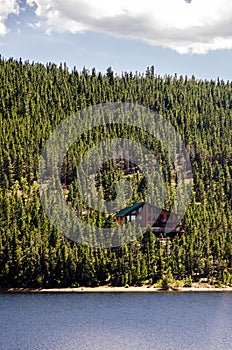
xmin=19 ymin=0 xmax=232 ymax=54
xmin=0 ymin=0 xmax=19 ymax=35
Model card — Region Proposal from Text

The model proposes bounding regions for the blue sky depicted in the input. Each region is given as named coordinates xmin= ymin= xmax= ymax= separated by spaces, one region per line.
xmin=1 ymin=0 xmax=232 ymax=80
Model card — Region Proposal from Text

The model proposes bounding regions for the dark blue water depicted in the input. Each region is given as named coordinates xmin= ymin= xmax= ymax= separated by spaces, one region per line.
xmin=0 ymin=292 xmax=231 ymax=349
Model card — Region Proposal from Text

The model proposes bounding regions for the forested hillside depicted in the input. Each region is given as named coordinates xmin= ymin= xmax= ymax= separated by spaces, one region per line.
xmin=0 ymin=57 xmax=231 ymax=288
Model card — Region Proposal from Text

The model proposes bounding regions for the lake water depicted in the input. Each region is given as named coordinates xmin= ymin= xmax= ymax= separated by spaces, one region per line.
xmin=0 ymin=292 xmax=231 ymax=349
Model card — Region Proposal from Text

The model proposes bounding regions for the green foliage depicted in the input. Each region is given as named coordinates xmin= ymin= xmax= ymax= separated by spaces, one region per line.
xmin=161 ymin=268 xmax=174 ymax=289
xmin=183 ymin=276 xmax=193 ymax=287
xmin=0 ymin=58 xmax=231 ymax=288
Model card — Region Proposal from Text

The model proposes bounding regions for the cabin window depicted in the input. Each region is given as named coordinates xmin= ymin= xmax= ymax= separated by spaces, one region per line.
xmin=126 ymin=212 xmax=136 ymax=221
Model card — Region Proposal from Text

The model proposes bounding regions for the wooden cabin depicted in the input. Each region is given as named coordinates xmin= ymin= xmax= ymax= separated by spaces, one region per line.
xmin=115 ymin=202 xmax=183 ymax=238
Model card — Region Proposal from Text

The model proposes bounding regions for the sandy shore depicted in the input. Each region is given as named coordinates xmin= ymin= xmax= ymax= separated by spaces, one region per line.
xmin=1 ymin=285 xmax=232 ymax=293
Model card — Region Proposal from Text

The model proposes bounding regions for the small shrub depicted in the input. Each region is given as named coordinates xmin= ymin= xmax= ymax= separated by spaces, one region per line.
xmin=183 ymin=276 xmax=192 ymax=287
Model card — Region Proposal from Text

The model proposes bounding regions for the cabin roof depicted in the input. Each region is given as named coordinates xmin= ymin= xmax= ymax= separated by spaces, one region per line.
xmin=115 ymin=202 xmax=178 ymax=217
xmin=115 ymin=202 xmax=145 ymax=217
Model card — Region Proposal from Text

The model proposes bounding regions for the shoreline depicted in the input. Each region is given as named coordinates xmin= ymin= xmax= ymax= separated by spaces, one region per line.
xmin=1 ymin=285 xmax=232 ymax=293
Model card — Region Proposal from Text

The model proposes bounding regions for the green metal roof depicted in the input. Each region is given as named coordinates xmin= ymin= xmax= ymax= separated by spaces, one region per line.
xmin=115 ymin=202 xmax=145 ymax=217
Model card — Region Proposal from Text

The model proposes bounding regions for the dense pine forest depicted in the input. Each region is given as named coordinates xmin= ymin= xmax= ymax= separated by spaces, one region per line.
xmin=0 ymin=57 xmax=231 ymax=288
